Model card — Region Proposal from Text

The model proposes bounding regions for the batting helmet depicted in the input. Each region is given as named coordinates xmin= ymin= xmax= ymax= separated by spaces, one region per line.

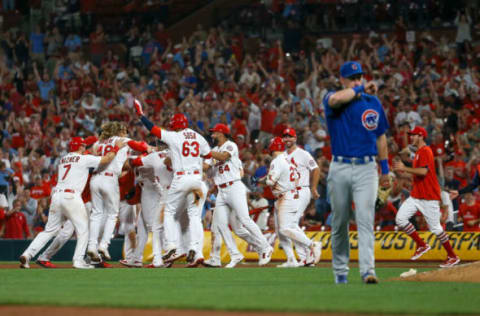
xmin=69 ymin=137 xmax=86 ymax=152
xmin=210 ymin=123 xmax=230 ymax=135
xmin=269 ymin=137 xmax=285 ymax=152
xmin=169 ymin=113 xmax=188 ymax=130
xmin=282 ymin=127 xmax=297 ymax=138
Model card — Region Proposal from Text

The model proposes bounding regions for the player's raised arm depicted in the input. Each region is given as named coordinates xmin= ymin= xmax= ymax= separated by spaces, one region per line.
xmin=133 ymin=99 xmax=163 ymax=138
xmin=327 ymin=61 xmax=377 ymax=108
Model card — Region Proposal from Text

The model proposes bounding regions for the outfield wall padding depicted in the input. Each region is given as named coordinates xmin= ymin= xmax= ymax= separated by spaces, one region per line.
xmin=2 ymin=231 xmax=479 ymax=262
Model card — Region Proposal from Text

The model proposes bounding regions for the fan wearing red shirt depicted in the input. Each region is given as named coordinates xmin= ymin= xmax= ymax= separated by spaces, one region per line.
xmin=393 ymin=126 xmax=459 ymax=268
xmin=458 ymin=192 xmax=480 ymax=232
xmin=2 ymin=199 xmax=31 ymax=239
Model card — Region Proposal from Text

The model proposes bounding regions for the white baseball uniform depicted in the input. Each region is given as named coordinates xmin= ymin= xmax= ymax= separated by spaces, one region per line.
xmin=267 ymin=153 xmax=313 ymax=262
xmin=285 ymin=147 xmax=319 ymax=262
xmin=118 ymin=200 xmax=136 ymax=263
xmin=133 ymin=150 xmax=173 ymax=266
xmin=205 ymin=140 xmax=271 ymax=264
xmin=157 ymin=128 xmax=211 ymax=259
xmin=89 ymin=136 xmax=130 ymax=254
xmin=22 ymin=152 xmax=102 ymax=266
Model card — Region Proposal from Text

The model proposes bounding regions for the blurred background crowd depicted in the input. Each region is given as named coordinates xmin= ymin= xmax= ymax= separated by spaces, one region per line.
xmin=1 ymin=0 xmax=480 ymax=239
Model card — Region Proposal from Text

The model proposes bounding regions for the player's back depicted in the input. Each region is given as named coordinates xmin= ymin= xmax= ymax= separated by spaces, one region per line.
xmin=93 ymin=136 xmax=130 ymax=176
xmin=56 ymin=152 xmax=100 ymax=193
xmin=161 ymin=128 xmax=210 ymax=173
xmin=137 ymin=150 xmax=173 ymax=190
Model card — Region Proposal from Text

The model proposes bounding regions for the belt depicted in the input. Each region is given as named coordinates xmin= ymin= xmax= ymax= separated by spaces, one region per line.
xmin=278 ymin=189 xmax=299 ymax=200
xmin=219 ymin=181 xmax=235 ymax=189
xmin=176 ymin=170 xmax=200 ymax=176
xmin=333 ymin=155 xmax=375 ymax=165
xmin=55 ymin=189 xmax=75 ymax=194
xmin=96 ymin=172 xmax=114 ymax=177
xmin=296 ymin=186 xmax=308 ymax=190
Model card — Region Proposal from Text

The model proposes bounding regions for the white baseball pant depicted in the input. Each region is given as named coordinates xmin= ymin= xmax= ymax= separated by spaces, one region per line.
xmin=22 ymin=192 xmax=89 ymax=265
xmin=396 ymin=197 xmax=443 ymax=235
xmin=274 ymin=190 xmax=312 ymax=262
xmin=89 ymin=173 xmax=120 ymax=251
xmin=118 ymin=201 xmax=136 ymax=262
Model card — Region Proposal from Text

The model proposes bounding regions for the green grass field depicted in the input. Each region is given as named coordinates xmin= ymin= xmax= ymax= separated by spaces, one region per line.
xmin=1 ymin=263 xmax=479 ymax=315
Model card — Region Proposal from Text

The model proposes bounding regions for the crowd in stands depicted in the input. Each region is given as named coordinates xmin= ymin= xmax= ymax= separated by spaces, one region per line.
xmin=1 ymin=0 xmax=480 ymax=239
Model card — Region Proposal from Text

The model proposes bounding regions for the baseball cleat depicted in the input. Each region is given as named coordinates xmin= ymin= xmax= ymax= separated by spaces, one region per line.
xmin=187 ymin=257 xmax=204 ymax=268
xmin=19 ymin=255 xmax=30 ymax=269
xmin=73 ymin=261 xmax=95 ymax=269
xmin=335 ymin=274 xmax=348 ymax=284
xmin=164 ymin=251 xmax=186 ymax=263
xmin=119 ymin=259 xmax=142 ymax=268
xmin=225 ymin=255 xmax=244 ymax=268
xmin=87 ymin=248 xmax=101 ymax=262
xmin=98 ymin=247 xmax=111 ymax=261
xmin=258 ymin=246 xmax=273 ymax=266
xmin=162 ymin=248 xmax=177 ymax=261
xmin=202 ymin=258 xmax=221 ymax=268
xmin=411 ymin=244 xmax=431 ymax=260
xmin=134 ymin=99 xmax=144 ymax=116
xmin=145 ymin=263 xmax=165 ymax=268
xmin=36 ymin=260 xmax=57 ymax=269
xmin=93 ymin=261 xmax=113 ymax=268
xmin=277 ymin=261 xmax=300 ymax=268
xmin=186 ymin=250 xmax=196 ymax=263
xmin=439 ymin=256 xmax=460 ymax=268
xmin=164 ymin=261 xmax=174 ymax=268
xmin=362 ymin=273 xmax=379 ymax=284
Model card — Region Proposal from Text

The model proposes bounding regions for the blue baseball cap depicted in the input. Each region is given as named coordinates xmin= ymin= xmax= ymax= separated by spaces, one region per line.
xmin=340 ymin=61 xmax=364 ymax=78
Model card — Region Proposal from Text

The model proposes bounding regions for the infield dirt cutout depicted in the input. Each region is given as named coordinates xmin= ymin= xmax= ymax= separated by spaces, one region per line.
xmin=395 ymin=261 xmax=480 ymax=283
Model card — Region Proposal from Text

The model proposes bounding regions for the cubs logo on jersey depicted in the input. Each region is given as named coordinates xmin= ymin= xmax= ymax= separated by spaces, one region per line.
xmin=361 ymin=109 xmax=379 ymax=131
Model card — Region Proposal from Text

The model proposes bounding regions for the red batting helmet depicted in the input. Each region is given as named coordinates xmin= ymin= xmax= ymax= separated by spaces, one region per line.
xmin=210 ymin=123 xmax=230 ymax=135
xmin=69 ymin=137 xmax=86 ymax=152
xmin=282 ymin=127 xmax=297 ymax=138
xmin=269 ymin=137 xmax=285 ymax=152
xmin=169 ymin=113 xmax=188 ymax=130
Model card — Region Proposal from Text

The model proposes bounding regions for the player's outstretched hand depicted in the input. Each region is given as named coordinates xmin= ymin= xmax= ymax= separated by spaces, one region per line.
xmin=134 ymin=99 xmax=144 ymax=116
xmin=365 ymin=81 xmax=378 ymax=95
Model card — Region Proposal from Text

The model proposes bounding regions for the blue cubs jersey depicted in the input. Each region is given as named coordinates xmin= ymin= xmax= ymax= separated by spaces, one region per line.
xmin=323 ymin=91 xmax=389 ymax=157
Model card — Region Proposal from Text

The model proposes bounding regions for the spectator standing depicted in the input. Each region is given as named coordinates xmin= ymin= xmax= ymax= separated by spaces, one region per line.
xmin=2 ymin=199 xmax=30 ymax=239
xmin=29 ymin=25 xmax=46 ymax=66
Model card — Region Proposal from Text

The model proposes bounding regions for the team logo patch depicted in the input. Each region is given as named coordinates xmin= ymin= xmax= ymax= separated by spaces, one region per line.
xmin=227 ymin=145 xmax=233 ymax=151
xmin=361 ymin=109 xmax=379 ymax=131
xmin=352 ymin=64 xmax=358 ymax=70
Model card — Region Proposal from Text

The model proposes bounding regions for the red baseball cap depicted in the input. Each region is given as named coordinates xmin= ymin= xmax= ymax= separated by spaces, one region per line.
xmin=210 ymin=123 xmax=230 ymax=135
xmin=408 ymin=126 xmax=428 ymax=138
xmin=282 ymin=128 xmax=297 ymax=138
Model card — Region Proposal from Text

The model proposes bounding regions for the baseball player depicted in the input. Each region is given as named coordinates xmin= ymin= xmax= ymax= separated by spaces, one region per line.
xmin=134 ymin=99 xmax=210 ymax=267
xmin=323 ymin=61 xmax=390 ymax=284
xmin=130 ymin=147 xmax=173 ymax=268
xmin=203 ymin=123 xmax=273 ymax=268
xmin=393 ymin=126 xmax=460 ymax=268
xmin=118 ymin=169 xmax=140 ymax=267
xmin=282 ymin=127 xmax=321 ymax=267
xmin=20 ymin=137 xmax=124 ymax=269
xmin=266 ymin=137 xmax=321 ymax=267
xmin=87 ymin=122 xmax=148 ymax=262
xmin=35 ymin=136 xmax=116 ymax=269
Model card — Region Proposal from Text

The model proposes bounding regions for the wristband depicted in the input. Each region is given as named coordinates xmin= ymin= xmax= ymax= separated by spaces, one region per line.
xmin=352 ymin=85 xmax=365 ymax=95
xmin=380 ymin=159 xmax=389 ymax=175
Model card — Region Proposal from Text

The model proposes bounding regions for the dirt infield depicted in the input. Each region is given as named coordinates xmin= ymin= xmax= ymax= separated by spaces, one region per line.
xmin=396 ymin=261 xmax=480 ymax=283
xmin=0 ymin=306 xmax=391 ymax=316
